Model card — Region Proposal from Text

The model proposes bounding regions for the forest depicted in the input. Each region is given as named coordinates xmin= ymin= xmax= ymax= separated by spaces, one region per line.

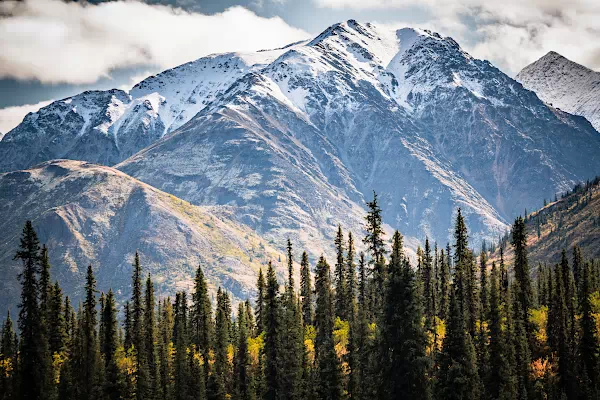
xmin=1 ymin=192 xmax=600 ymax=400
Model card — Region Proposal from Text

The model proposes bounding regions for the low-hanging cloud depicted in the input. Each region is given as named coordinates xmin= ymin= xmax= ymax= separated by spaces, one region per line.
xmin=0 ymin=0 xmax=309 ymax=84
xmin=315 ymin=0 xmax=600 ymax=75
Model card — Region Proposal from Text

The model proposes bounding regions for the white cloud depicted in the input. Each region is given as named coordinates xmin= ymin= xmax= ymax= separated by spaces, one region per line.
xmin=0 ymin=100 xmax=53 ymax=136
xmin=0 ymin=0 xmax=309 ymax=84
xmin=315 ymin=0 xmax=600 ymax=75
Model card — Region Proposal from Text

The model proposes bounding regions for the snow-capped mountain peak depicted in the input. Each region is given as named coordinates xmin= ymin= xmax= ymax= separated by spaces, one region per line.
xmin=517 ymin=51 xmax=600 ymax=132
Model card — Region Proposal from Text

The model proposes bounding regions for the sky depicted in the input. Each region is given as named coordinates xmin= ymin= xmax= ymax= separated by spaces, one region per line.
xmin=1 ymin=0 xmax=599 ymax=133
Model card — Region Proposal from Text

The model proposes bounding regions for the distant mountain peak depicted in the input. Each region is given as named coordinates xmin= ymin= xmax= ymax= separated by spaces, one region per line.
xmin=517 ymin=52 xmax=600 ymax=131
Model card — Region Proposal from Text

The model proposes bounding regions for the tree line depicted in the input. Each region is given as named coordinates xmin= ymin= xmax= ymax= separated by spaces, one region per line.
xmin=1 ymin=192 xmax=600 ymax=400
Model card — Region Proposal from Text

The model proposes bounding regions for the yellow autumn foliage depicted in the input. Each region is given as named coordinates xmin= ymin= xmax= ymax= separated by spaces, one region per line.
xmin=248 ymin=332 xmax=264 ymax=366
xmin=529 ymin=306 xmax=548 ymax=347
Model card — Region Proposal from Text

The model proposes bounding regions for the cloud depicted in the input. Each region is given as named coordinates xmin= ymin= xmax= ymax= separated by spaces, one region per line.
xmin=0 ymin=0 xmax=308 ymax=84
xmin=314 ymin=0 xmax=600 ymax=74
xmin=0 ymin=100 xmax=53 ymax=135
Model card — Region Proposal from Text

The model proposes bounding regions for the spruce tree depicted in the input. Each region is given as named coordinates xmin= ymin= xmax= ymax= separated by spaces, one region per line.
xmin=102 ymin=289 xmax=123 ymax=400
xmin=548 ymin=263 xmax=577 ymax=399
xmin=158 ymin=298 xmax=174 ymax=400
xmin=381 ymin=231 xmax=431 ymax=400
xmin=345 ymin=232 xmax=357 ymax=320
xmin=77 ymin=265 xmax=101 ymax=400
xmin=0 ymin=311 xmax=17 ymax=400
xmin=438 ymin=247 xmax=450 ymax=321
xmin=281 ymin=241 xmax=302 ymax=400
xmin=48 ymin=281 xmax=67 ymax=356
xmin=487 ymin=262 xmax=517 ymax=400
xmin=476 ymin=249 xmax=490 ymax=392
xmin=437 ymin=212 xmax=480 ymax=400
xmin=436 ymin=284 xmax=480 ymax=400
xmin=333 ymin=226 xmax=347 ymax=320
xmin=131 ymin=252 xmax=149 ymax=400
xmin=511 ymin=217 xmax=533 ymax=332
xmin=422 ymin=237 xmax=436 ymax=327
xmin=314 ymin=255 xmax=343 ymax=400
xmin=39 ymin=245 xmax=52 ymax=320
xmin=191 ymin=265 xmax=213 ymax=379
xmin=173 ymin=292 xmax=191 ymax=400
xmin=579 ymin=261 xmax=600 ymax=396
xmin=300 ymin=252 xmax=313 ymax=326
xmin=14 ymin=220 xmax=52 ymax=400
xmin=234 ymin=303 xmax=254 ymax=400
xmin=210 ymin=288 xmax=232 ymax=400
xmin=363 ymin=191 xmax=387 ymax=312
xmin=256 ymin=268 xmax=266 ymax=334
xmin=145 ymin=274 xmax=159 ymax=400
xmin=263 ymin=261 xmax=282 ymax=400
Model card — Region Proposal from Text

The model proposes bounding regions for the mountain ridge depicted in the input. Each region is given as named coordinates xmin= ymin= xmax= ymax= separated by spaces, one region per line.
xmin=2 ymin=20 xmax=600 ymax=286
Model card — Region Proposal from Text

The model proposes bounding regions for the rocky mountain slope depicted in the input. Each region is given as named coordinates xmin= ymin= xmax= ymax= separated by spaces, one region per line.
xmin=0 ymin=47 xmax=297 ymax=172
xmin=2 ymin=21 xmax=600 ymax=309
xmin=512 ymin=178 xmax=600 ymax=265
xmin=517 ymin=51 xmax=600 ymax=132
xmin=118 ymin=21 xmax=600 ymax=249
xmin=0 ymin=160 xmax=287 ymax=310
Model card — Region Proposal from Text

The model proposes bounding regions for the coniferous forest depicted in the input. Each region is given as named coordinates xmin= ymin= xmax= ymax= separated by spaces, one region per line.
xmin=2 ymin=193 xmax=600 ymax=400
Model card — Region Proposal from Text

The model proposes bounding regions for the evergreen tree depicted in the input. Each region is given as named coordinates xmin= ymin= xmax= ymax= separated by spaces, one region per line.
xmin=48 ymin=281 xmax=67 ymax=356
xmin=345 ymin=232 xmax=357 ymax=320
xmin=314 ymin=256 xmax=343 ymax=400
xmin=579 ymin=261 xmax=600 ymax=396
xmin=363 ymin=191 xmax=387 ymax=312
xmin=78 ymin=265 xmax=101 ymax=400
xmin=191 ymin=265 xmax=213 ymax=380
xmin=572 ymin=246 xmax=583 ymax=297
xmin=263 ymin=261 xmax=282 ymax=400
xmin=102 ymin=289 xmax=123 ymax=400
xmin=333 ymin=226 xmax=348 ymax=320
xmin=436 ymin=284 xmax=480 ymax=400
xmin=511 ymin=217 xmax=534 ymax=333
xmin=437 ymin=212 xmax=480 ymax=400
xmin=476 ymin=249 xmax=489 ymax=392
xmin=380 ymin=231 xmax=431 ymax=400
xmin=234 ymin=303 xmax=254 ymax=400
xmin=438 ymin=247 xmax=450 ymax=321
xmin=14 ymin=220 xmax=52 ymax=400
xmin=422 ymin=237 xmax=436 ymax=328
xmin=300 ymin=252 xmax=313 ymax=326
xmin=0 ymin=311 xmax=17 ymax=400
xmin=486 ymin=262 xmax=517 ymax=400
xmin=158 ymin=298 xmax=174 ymax=400
xmin=145 ymin=274 xmax=159 ymax=400
xmin=39 ymin=245 xmax=52 ymax=320
xmin=210 ymin=288 xmax=232 ymax=400
xmin=548 ymin=263 xmax=577 ymax=399
xmin=354 ymin=252 xmax=371 ymax=400
xmin=256 ymin=268 xmax=266 ymax=334
xmin=173 ymin=292 xmax=191 ymax=400
xmin=131 ymin=252 xmax=150 ymax=400
xmin=281 ymin=241 xmax=302 ymax=400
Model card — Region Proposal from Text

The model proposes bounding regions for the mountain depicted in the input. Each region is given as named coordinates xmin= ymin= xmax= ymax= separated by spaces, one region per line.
xmin=118 ymin=21 xmax=600 ymax=249
xmin=505 ymin=178 xmax=600 ymax=265
xmin=517 ymin=51 xmax=600 ymax=132
xmin=0 ymin=47 xmax=295 ymax=172
xmin=3 ymin=21 xmax=600 ymax=298
xmin=0 ymin=160 xmax=287 ymax=310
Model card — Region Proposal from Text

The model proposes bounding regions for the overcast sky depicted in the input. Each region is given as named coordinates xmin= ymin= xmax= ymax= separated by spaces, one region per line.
xmin=1 ymin=0 xmax=599 ymax=133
